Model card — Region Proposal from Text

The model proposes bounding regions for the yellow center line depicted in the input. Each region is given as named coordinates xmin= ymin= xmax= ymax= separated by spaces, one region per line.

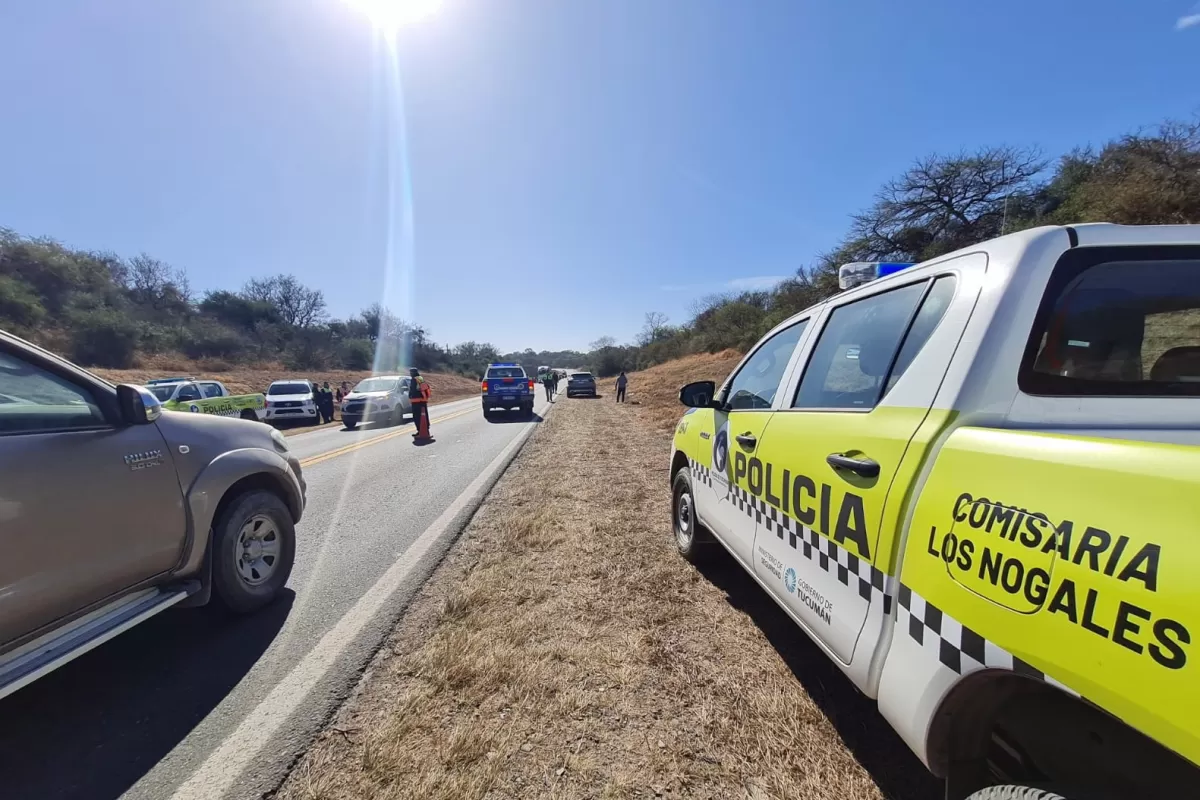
xmin=298 ymin=406 xmax=479 ymax=468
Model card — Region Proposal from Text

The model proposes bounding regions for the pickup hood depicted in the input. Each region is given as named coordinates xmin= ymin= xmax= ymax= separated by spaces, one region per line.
xmin=345 ymin=391 xmax=394 ymax=402
xmin=267 ymin=393 xmax=313 ymax=404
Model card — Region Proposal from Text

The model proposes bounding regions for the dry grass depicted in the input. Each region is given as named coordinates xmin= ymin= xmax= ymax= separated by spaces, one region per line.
xmin=619 ymin=351 xmax=744 ymax=432
xmin=276 ymin=384 xmax=937 ymax=800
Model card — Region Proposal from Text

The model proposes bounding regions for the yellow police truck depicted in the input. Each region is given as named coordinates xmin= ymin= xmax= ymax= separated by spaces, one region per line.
xmin=145 ymin=377 xmax=266 ymax=422
xmin=669 ymin=224 xmax=1199 ymax=800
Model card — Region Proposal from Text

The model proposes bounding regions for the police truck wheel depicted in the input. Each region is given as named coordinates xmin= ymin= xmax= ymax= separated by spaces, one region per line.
xmin=211 ymin=490 xmax=296 ymax=614
xmin=672 ymin=470 xmax=711 ymax=563
xmin=964 ymin=787 xmax=1068 ymax=800
xmin=240 ymin=409 xmax=258 ymax=422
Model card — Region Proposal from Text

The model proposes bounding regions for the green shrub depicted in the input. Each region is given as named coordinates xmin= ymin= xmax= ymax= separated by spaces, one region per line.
xmin=68 ymin=309 xmax=139 ymax=368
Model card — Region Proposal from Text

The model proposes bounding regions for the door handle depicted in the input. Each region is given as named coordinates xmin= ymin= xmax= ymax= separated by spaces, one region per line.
xmin=735 ymin=433 xmax=757 ymax=450
xmin=826 ymin=453 xmax=880 ymax=479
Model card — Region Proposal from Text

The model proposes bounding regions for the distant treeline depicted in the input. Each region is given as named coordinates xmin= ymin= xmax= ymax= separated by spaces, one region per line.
xmin=0 ymin=230 xmax=521 ymax=377
xmin=580 ymin=113 xmax=1200 ymax=376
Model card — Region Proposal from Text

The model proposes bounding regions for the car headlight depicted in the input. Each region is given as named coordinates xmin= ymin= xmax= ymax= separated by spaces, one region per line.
xmin=270 ymin=428 xmax=290 ymax=454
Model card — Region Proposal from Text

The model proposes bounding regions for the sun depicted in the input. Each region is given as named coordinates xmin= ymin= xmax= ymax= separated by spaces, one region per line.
xmin=343 ymin=0 xmax=442 ymax=30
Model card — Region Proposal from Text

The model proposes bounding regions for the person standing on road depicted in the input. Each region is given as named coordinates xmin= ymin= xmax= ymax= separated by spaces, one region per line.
xmin=320 ymin=382 xmax=335 ymax=424
xmin=542 ymin=370 xmax=556 ymax=402
xmin=615 ymin=371 xmax=628 ymax=403
xmin=409 ymin=367 xmax=432 ymax=438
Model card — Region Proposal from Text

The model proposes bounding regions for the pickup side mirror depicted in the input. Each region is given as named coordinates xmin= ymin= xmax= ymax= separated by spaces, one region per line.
xmin=117 ymin=384 xmax=163 ymax=425
xmin=679 ymin=380 xmax=718 ymax=409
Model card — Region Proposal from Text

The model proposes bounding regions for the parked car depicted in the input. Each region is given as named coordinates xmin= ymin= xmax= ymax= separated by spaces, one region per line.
xmin=0 ymin=329 xmax=305 ymax=701
xmin=341 ymin=375 xmax=412 ymax=430
xmin=566 ymin=371 xmax=597 ymax=397
xmin=144 ymin=377 xmax=267 ymax=421
xmin=264 ymin=379 xmax=319 ymax=425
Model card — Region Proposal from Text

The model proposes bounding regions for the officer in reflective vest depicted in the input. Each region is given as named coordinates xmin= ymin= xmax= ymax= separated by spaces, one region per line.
xmin=409 ymin=367 xmax=432 ymax=438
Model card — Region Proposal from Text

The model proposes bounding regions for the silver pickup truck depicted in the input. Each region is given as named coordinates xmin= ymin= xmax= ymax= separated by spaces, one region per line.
xmin=0 ymin=330 xmax=306 ymax=700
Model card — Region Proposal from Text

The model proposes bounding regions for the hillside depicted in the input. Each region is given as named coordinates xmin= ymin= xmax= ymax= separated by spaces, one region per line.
xmin=622 ymin=350 xmax=743 ymax=431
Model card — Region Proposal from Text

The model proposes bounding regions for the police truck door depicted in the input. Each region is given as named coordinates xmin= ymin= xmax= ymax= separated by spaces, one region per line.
xmin=752 ymin=259 xmax=980 ymax=664
xmin=701 ymin=319 xmax=810 ymax=568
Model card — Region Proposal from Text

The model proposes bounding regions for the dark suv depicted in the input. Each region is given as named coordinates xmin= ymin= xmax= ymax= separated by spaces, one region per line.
xmin=566 ymin=371 xmax=597 ymax=397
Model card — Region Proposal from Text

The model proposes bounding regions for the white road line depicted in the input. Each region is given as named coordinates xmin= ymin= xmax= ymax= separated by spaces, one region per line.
xmin=170 ymin=411 xmax=547 ymax=800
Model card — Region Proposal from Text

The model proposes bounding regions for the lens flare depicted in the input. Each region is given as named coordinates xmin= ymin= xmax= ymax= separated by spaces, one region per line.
xmin=344 ymin=0 xmax=441 ymax=30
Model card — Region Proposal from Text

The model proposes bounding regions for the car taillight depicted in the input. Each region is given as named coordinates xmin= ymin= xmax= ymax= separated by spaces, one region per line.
xmin=481 ymin=380 xmax=488 ymax=392
xmin=528 ymin=379 xmax=534 ymax=390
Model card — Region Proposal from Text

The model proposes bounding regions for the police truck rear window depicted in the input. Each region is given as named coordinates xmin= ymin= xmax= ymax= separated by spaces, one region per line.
xmin=487 ymin=368 xmax=524 ymax=379
xmin=1023 ymin=250 xmax=1200 ymax=396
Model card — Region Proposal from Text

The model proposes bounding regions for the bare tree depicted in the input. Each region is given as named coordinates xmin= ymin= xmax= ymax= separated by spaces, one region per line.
xmin=589 ymin=336 xmax=616 ymax=351
xmin=848 ymin=145 xmax=1047 ymax=262
xmin=126 ymin=254 xmax=191 ymax=309
xmin=240 ymin=274 xmax=326 ymax=328
xmin=637 ymin=311 xmax=672 ymax=346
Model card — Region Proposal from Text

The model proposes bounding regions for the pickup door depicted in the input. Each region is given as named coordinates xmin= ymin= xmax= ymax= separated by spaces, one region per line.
xmin=0 ymin=346 xmax=187 ymax=644
xmin=750 ymin=255 xmax=984 ymax=664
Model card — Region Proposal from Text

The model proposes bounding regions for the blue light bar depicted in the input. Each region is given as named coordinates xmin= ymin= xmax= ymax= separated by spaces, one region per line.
xmin=145 ymin=376 xmax=195 ymax=385
xmin=488 ymin=362 xmax=519 ymax=367
xmin=838 ymin=261 xmax=917 ymax=290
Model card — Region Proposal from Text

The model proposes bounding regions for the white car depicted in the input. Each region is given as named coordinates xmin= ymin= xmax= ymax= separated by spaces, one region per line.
xmin=341 ymin=375 xmax=412 ymax=430
xmin=264 ymin=380 xmax=319 ymax=425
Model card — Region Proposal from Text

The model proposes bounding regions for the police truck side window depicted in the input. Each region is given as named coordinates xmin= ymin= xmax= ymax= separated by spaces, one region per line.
xmin=794 ymin=281 xmax=927 ymax=410
xmin=885 ymin=276 xmax=957 ymax=395
xmin=722 ymin=321 xmax=807 ymax=410
xmin=1024 ymin=253 xmax=1200 ymax=396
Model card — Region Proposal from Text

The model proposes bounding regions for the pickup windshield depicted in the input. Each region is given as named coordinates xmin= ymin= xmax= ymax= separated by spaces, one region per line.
xmin=148 ymin=385 xmax=178 ymax=401
xmin=486 ymin=368 xmax=525 ymax=379
xmin=354 ymin=378 xmax=399 ymax=393
xmin=268 ymin=382 xmax=310 ymax=396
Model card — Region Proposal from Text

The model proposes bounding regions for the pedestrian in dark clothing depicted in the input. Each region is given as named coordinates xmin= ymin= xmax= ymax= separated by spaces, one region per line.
xmin=319 ymin=382 xmax=335 ymax=423
xmin=615 ymin=371 xmax=628 ymax=403
xmin=542 ymin=371 xmax=556 ymax=401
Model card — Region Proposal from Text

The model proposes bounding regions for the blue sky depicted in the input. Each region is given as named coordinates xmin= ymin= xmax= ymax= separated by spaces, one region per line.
xmin=0 ymin=0 xmax=1197 ymax=352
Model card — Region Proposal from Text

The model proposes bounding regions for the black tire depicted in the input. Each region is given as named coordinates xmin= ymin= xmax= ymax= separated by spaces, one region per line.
xmin=672 ymin=469 xmax=711 ymax=563
xmin=210 ymin=489 xmax=296 ymax=614
xmin=964 ymin=788 xmax=1068 ymax=800
xmin=344 ymin=420 xmax=357 ymax=430
xmin=240 ymin=409 xmax=258 ymax=422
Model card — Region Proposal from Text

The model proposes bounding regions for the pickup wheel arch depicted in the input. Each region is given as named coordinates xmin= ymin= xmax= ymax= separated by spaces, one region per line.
xmin=930 ymin=670 xmax=1198 ymax=799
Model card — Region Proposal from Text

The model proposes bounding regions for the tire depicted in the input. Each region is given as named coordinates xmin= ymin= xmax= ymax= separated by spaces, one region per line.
xmin=210 ymin=489 xmax=296 ymax=614
xmin=964 ymin=788 xmax=1068 ymax=800
xmin=672 ymin=469 xmax=711 ymax=563
xmin=344 ymin=420 xmax=357 ymax=430
xmin=240 ymin=409 xmax=258 ymax=421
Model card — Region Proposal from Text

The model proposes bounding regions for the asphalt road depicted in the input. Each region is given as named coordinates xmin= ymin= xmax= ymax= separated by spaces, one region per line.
xmin=0 ymin=385 xmax=560 ymax=800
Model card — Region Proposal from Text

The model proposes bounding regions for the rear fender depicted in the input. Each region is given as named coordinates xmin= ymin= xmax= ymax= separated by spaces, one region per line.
xmin=175 ymin=448 xmax=303 ymax=577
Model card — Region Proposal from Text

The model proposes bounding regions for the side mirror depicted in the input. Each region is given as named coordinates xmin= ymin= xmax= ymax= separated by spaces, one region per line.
xmin=116 ymin=384 xmax=163 ymax=425
xmin=679 ymin=380 xmax=717 ymax=409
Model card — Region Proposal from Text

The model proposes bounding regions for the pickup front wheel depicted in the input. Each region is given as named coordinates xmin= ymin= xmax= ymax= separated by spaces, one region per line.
xmin=211 ymin=489 xmax=296 ymax=614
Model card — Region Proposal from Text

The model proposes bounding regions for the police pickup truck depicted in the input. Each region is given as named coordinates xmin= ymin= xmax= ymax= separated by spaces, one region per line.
xmin=481 ymin=363 xmax=534 ymax=417
xmin=670 ymin=224 xmax=1200 ymax=800
xmin=145 ymin=377 xmax=266 ymax=421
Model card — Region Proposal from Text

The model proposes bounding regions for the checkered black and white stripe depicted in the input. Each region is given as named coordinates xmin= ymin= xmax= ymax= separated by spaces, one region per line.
xmin=690 ymin=458 xmax=713 ymax=488
xmin=686 ymin=458 xmax=892 ymax=614
xmin=896 ymin=584 xmax=1079 ymax=695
